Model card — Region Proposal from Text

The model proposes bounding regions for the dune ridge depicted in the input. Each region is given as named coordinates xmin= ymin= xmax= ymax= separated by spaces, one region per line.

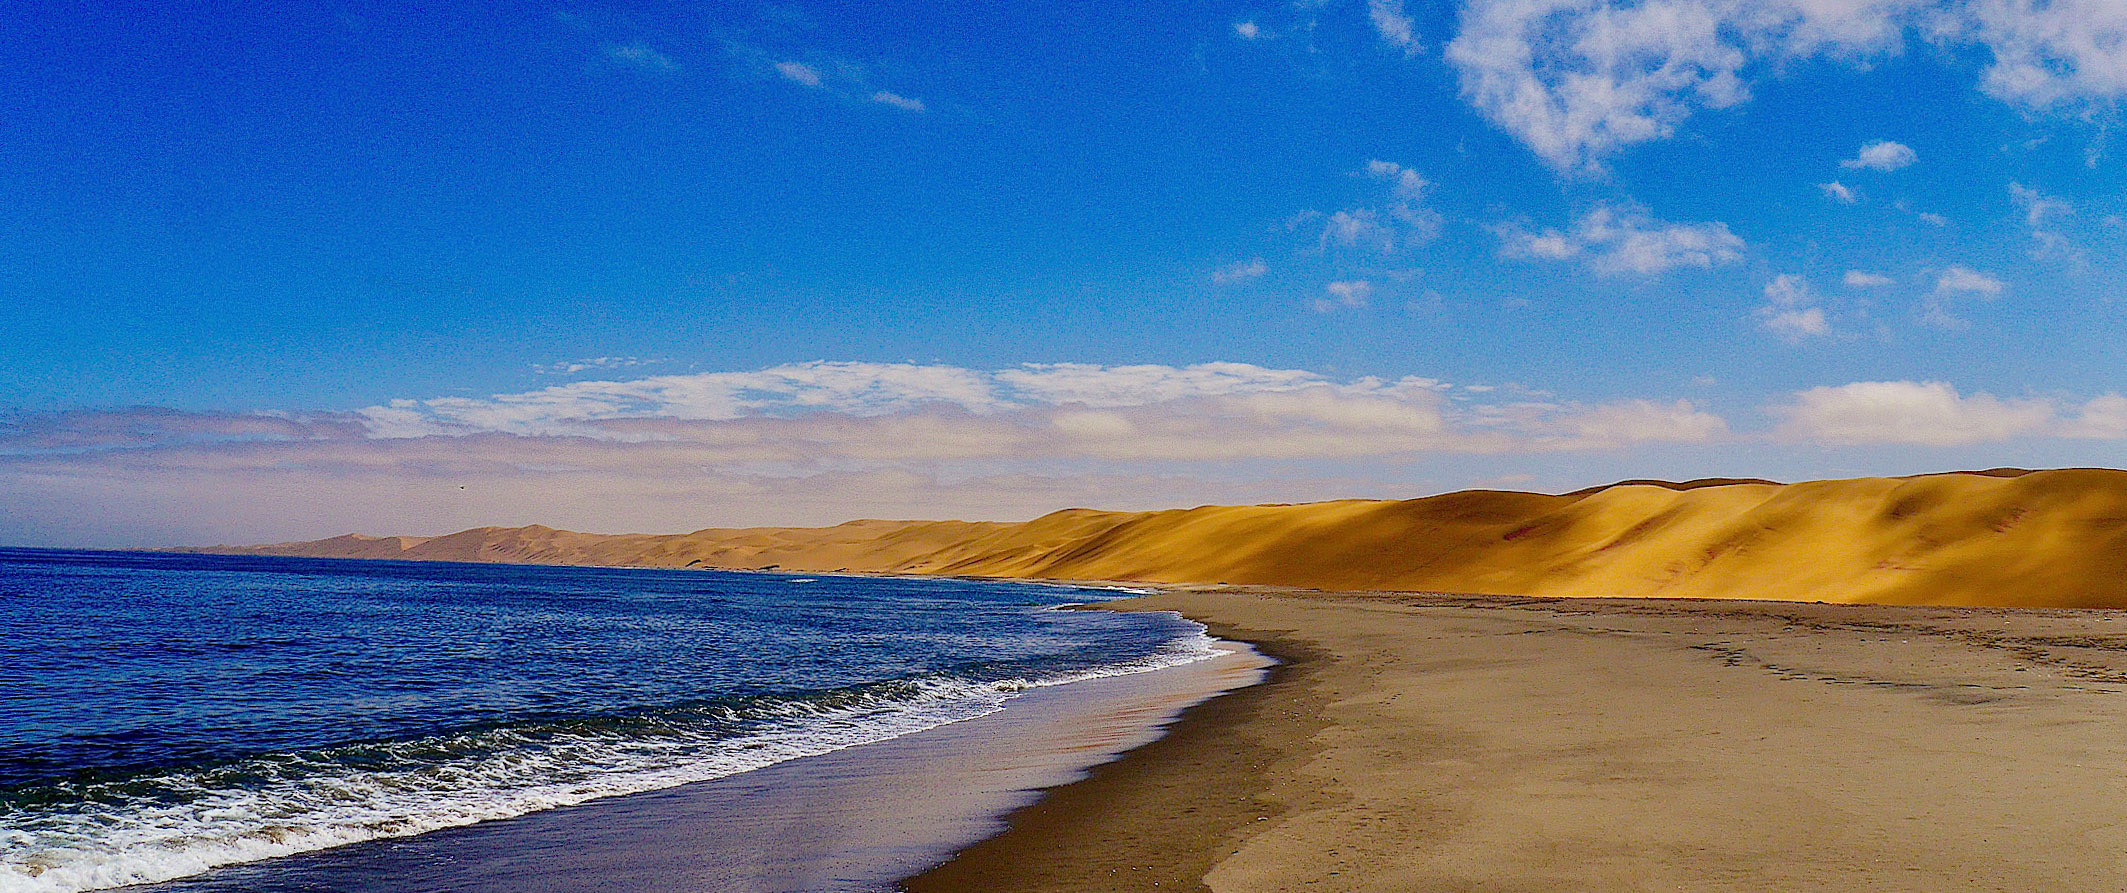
xmin=194 ymin=468 xmax=2127 ymax=609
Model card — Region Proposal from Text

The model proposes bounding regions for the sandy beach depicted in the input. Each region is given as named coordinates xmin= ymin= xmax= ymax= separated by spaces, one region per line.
xmin=909 ymin=587 xmax=2127 ymax=891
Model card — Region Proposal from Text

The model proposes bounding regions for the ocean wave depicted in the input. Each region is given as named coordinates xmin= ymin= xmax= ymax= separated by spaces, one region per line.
xmin=0 ymin=624 xmax=1224 ymax=893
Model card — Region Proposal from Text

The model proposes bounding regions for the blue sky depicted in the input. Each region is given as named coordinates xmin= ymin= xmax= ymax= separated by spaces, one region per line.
xmin=4 ymin=0 xmax=2126 ymax=545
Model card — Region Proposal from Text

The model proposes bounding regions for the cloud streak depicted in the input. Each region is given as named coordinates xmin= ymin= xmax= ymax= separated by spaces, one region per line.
xmin=13 ymin=362 xmax=2127 ymax=546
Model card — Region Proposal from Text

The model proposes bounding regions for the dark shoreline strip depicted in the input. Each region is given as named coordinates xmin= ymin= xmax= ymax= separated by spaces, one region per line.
xmin=901 ymin=620 xmax=1327 ymax=893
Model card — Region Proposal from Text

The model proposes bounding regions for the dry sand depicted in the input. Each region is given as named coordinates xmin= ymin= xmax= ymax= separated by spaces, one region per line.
xmin=200 ymin=468 xmax=2127 ymax=609
xmin=909 ymin=588 xmax=2127 ymax=892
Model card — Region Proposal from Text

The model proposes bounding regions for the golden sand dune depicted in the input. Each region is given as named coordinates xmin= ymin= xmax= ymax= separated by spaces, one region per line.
xmin=201 ymin=468 xmax=2127 ymax=609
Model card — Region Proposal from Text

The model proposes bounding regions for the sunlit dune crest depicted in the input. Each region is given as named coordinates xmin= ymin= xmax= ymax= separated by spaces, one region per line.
xmin=206 ymin=469 xmax=2127 ymax=609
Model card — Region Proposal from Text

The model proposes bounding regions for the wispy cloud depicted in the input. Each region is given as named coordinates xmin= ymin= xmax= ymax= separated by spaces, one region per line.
xmin=1935 ymin=265 xmax=2007 ymax=295
xmin=870 ymin=91 xmax=925 ymax=112
xmin=738 ymin=46 xmax=929 ymax=113
xmin=1315 ymin=280 xmax=1373 ymax=312
xmin=1211 ymin=258 xmax=1268 ymax=283
xmin=1315 ymin=160 xmax=1444 ymax=253
xmin=1923 ymin=265 xmax=2007 ymax=328
xmin=1496 ymin=204 xmax=1744 ymax=276
xmin=2008 ymin=182 xmax=2080 ymax=262
xmin=775 ymin=61 xmax=823 ymax=87
xmin=6 ymin=363 xmax=1733 ymax=465
xmin=1755 ymin=274 xmax=1831 ymax=341
xmin=1819 ymin=181 xmax=1859 ymax=204
xmin=1368 ymin=0 xmax=1420 ymax=53
xmin=606 ymin=43 xmax=678 ymax=73
xmin=533 ymin=356 xmax=661 ymax=376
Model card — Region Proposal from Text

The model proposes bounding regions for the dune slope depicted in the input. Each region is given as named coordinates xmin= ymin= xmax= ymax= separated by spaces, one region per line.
xmin=194 ymin=469 xmax=2127 ymax=609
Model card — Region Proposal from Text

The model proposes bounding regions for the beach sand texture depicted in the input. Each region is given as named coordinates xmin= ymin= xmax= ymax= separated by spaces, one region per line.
xmin=211 ymin=468 xmax=2127 ymax=609
xmin=911 ymin=588 xmax=2127 ymax=891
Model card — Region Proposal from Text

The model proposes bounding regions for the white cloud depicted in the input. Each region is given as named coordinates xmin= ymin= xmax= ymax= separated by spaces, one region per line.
xmin=1235 ymin=20 xmax=1262 ymax=39
xmin=1321 ymin=208 xmax=1396 ymax=252
xmin=2062 ymin=394 xmax=2127 ymax=439
xmin=1443 ymin=0 xmax=1916 ymax=171
xmin=1446 ymin=0 xmax=1751 ymax=171
xmin=1498 ymin=204 xmax=1744 ymax=275
xmin=2008 ymin=182 xmax=2071 ymax=226
xmin=1584 ymin=208 xmax=1744 ymax=275
xmin=1923 ymin=264 xmax=2006 ymax=328
xmin=1819 ymin=181 xmax=1859 ymax=203
xmin=1316 ymin=280 xmax=1374 ymax=312
xmin=1319 ymin=160 xmax=1444 ymax=252
xmin=534 ymin=356 xmax=660 ymax=376
xmin=1841 ymin=139 xmax=1917 ymax=170
xmin=607 ymin=44 xmax=678 ymax=72
xmin=992 ymin=363 xmax=1337 ymax=408
xmin=17 ymin=362 xmax=1735 ymax=466
xmin=1365 ymin=159 xmax=1431 ymax=201
xmin=1436 ymin=3 xmax=2127 ymax=171
xmin=1212 ymin=258 xmax=1269 ymax=283
xmin=871 ymin=91 xmax=925 ymax=112
xmin=1774 ymin=380 xmax=2054 ymax=445
xmin=0 ymin=359 xmax=1769 ymax=544
xmin=1918 ymin=211 xmax=1950 ymax=226
xmin=2008 ymin=181 xmax=2080 ymax=261
xmin=362 ymin=362 xmax=1005 ymax=437
xmin=1497 ymin=227 xmax=1578 ymax=260
xmin=1463 ymin=395 xmax=1727 ymax=448
xmin=775 ymin=61 xmax=823 ymax=87
xmin=1370 ymin=0 xmax=1421 ymax=52
xmin=1761 ymin=308 xmax=1830 ymax=341
xmin=1843 ymin=270 xmax=1895 ymax=287
xmin=1539 ymin=399 xmax=1729 ymax=447
xmin=40 ymin=361 xmax=2127 ymax=546
xmin=1935 ymin=265 xmax=2005 ymax=295
xmin=1964 ymin=0 xmax=2127 ymax=109
xmin=1755 ymin=274 xmax=1832 ymax=340
xmin=733 ymin=43 xmax=926 ymax=111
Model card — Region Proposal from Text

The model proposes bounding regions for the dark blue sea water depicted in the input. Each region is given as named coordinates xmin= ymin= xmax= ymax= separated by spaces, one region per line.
xmin=0 ymin=549 xmax=1209 ymax=893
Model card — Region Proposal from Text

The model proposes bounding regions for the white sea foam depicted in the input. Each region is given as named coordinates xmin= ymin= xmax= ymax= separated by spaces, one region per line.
xmin=0 ymin=624 xmax=1225 ymax=893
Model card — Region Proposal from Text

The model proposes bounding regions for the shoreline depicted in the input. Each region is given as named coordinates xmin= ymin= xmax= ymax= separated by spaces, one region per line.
xmin=903 ymin=618 xmax=1321 ymax=892
xmin=906 ymin=587 xmax=2127 ymax=891
xmin=139 ymin=623 xmax=1266 ymax=893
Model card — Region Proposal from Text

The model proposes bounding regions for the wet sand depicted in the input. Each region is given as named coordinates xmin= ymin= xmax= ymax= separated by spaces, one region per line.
xmin=908 ymin=588 xmax=2127 ymax=891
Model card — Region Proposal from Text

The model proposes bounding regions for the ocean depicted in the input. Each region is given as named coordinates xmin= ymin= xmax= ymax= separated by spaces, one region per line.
xmin=0 ymin=549 xmax=1223 ymax=893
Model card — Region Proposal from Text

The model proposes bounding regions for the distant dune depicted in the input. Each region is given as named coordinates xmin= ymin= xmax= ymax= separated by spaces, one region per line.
xmin=191 ymin=469 xmax=2127 ymax=609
